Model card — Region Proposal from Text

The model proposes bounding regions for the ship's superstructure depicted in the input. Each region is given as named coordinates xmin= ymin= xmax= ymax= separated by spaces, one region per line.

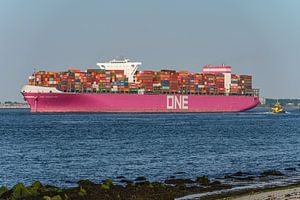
xmin=97 ymin=58 xmax=141 ymax=83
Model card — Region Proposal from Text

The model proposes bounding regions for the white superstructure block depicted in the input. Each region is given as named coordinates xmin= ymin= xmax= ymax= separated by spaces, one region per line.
xmin=224 ymin=73 xmax=231 ymax=95
xmin=97 ymin=58 xmax=142 ymax=83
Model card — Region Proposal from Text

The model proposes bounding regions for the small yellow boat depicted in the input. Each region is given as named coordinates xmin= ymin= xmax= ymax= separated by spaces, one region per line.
xmin=271 ymin=101 xmax=285 ymax=113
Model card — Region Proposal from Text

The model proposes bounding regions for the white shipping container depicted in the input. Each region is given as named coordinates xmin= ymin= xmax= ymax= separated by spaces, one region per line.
xmin=111 ymin=87 xmax=118 ymax=92
xmin=153 ymin=83 xmax=161 ymax=87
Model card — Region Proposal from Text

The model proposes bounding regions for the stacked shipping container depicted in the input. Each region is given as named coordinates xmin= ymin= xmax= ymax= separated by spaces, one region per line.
xmin=160 ymin=70 xmax=178 ymax=93
xmin=136 ymin=71 xmax=154 ymax=92
xmin=230 ymin=74 xmax=239 ymax=94
xmin=240 ymin=75 xmax=252 ymax=95
xmin=29 ymin=67 xmax=254 ymax=95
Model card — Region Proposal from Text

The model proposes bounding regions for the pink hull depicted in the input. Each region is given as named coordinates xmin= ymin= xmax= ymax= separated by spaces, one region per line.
xmin=22 ymin=93 xmax=260 ymax=113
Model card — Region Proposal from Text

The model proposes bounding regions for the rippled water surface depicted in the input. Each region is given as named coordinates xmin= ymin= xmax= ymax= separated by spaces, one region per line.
xmin=0 ymin=108 xmax=299 ymax=187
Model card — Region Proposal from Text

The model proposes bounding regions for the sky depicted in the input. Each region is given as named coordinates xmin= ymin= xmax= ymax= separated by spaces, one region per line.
xmin=0 ymin=0 xmax=300 ymax=102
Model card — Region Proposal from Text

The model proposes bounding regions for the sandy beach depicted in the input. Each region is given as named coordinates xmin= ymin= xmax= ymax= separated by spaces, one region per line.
xmin=232 ymin=187 xmax=300 ymax=200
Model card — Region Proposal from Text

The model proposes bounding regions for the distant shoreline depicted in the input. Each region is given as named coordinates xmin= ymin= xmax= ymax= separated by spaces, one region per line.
xmin=2 ymin=104 xmax=300 ymax=110
xmin=2 ymin=100 xmax=300 ymax=110
xmin=0 ymin=103 xmax=29 ymax=109
xmin=258 ymin=104 xmax=300 ymax=109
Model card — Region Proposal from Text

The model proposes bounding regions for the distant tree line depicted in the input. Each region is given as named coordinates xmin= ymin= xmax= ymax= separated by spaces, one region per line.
xmin=0 ymin=101 xmax=25 ymax=105
xmin=265 ymin=99 xmax=300 ymax=106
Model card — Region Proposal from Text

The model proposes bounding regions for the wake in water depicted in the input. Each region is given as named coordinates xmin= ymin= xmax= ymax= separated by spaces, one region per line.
xmin=261 ymin=111 xmax=291 ymax=115
xmin=241 ymin=109 xmax=292 ymax=115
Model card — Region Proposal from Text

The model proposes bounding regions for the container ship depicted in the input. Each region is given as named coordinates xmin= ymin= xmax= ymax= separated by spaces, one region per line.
xmin=21 ymin=59 xmax=260 ymax=112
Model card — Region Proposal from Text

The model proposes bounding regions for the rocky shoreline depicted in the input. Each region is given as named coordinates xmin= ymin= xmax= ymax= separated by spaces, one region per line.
xmin=0 ymin=176 xmax=230 ymax=200
xmin=1 ymin=167 xmax=300 ymax=200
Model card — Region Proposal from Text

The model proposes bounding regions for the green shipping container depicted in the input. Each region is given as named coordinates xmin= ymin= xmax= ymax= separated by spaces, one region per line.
xmin=161 ymin=86 xmax=170 ymax=90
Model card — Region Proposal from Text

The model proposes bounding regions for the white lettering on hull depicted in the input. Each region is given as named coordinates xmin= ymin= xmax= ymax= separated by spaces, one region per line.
xmin=167 ymin=95 xmax=189 ymax=110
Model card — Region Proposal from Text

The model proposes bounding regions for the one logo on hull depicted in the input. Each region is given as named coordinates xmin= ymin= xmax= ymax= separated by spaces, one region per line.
xmin=167 ymin=95 xmax=188 ymax=110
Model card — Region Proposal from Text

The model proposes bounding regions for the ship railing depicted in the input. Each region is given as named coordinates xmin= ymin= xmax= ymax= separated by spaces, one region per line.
xmin=63 ymin=89 xmax=259 ymax=97
xmin=79 ymin=91 xmax=246 ymax=96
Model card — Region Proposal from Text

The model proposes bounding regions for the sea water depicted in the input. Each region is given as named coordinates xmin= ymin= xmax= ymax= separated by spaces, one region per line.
xmin=0 ymin=108 xmax=299 ymax=187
